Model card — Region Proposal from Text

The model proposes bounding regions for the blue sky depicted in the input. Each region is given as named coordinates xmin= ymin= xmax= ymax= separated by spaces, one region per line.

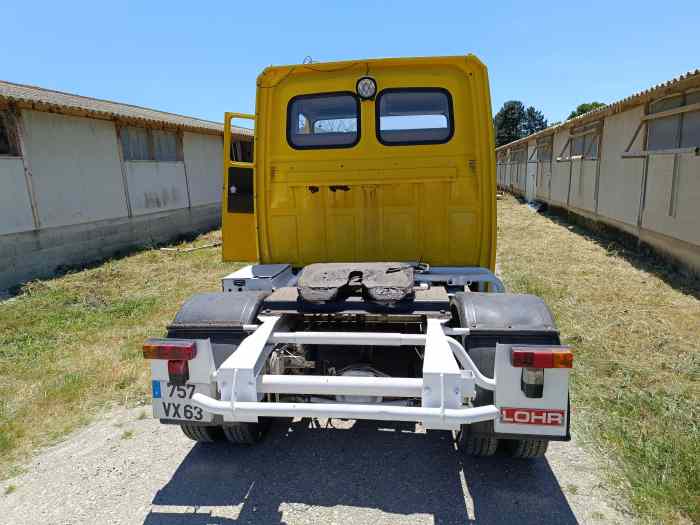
xmin=2 ymin=1 xmax=697 ymax=124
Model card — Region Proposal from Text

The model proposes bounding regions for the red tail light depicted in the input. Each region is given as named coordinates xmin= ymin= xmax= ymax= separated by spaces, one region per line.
xmin=167 ymin=359 xmax=189 ymax=386
xmin=143 ymin=339 xmax=196 ymax=360
xmin=511 ymin=347 xmax=573 ymax=369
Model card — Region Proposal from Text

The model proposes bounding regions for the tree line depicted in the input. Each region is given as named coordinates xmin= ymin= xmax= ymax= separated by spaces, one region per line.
xmin=494 ymin=101 xmax=605 ymax=147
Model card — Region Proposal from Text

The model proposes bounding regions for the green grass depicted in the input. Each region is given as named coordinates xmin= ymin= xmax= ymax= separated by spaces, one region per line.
xmin=0 ymin=230 xmax=241 ymax=477
xmin=497 ymin=195 xmax=699 ymax=524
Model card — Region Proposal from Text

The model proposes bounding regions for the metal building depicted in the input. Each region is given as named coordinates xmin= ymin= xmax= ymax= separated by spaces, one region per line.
xmin=496 ymin=70 xmax=700 ymax=274
xmin=0 ymin=80 xmax=252 ymax=290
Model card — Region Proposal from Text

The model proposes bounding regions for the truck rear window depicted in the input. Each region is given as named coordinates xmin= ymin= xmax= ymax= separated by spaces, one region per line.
xmin=377 ymin=88 xmax=453 ymax=145
xmin=287 ymin=93 xmax=360 ymax=149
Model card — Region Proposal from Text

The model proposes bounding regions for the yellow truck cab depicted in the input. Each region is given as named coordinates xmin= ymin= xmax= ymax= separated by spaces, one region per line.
xmin=143 ymin=55 xmax=573 ymax=459
xmin=222 ymin=55 xmax=496 ymax=269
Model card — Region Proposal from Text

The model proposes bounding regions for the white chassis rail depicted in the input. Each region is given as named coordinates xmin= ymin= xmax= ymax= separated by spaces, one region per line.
xmin=192 ymin=317 xmax=500 ymax=431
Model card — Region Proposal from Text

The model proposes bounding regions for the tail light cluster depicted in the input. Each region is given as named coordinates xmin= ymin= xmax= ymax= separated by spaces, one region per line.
xmin=511 ymin=347 xmax=573 ymax=369
xmin=143 ymin=339 xmax=196 ymax=386
xmin=511 ymin=346 xmax=573 ymax=399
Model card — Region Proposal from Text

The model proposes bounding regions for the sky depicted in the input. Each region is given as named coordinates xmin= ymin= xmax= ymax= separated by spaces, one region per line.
xmin=2 ymin=1 xmax=698 ymax=125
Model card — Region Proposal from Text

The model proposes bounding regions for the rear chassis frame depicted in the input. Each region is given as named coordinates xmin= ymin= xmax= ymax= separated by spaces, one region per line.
xmin=149 ymin=265 xmax=571 ymax=440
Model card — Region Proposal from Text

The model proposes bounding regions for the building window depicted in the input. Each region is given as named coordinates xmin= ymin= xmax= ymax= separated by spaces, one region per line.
xmin=120 ymin=126 xmax=181 ymax=161
xmin=537 ymin=137 xmax=553 ymax=162
xmin=0 ymin=111 xmax=20 ymax=157
xmin=569 ymin=123 xmax=600 ymax=160
xmin=647 ymin=91 xmax=700 ymax=151
xmin=376 ymin=88 xmax=453 ymax=145
xmin=231 ymin=139 xmax=253 ymax=162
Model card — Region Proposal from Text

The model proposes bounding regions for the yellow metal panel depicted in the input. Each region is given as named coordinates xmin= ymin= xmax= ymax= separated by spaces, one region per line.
xmin=223 ymin=55 xmax=496 ymax=270
xmin=221 ymin=112 xmax=258 ymax=262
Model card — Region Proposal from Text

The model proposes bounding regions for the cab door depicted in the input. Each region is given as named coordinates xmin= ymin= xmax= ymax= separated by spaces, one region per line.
xmin=222 ymin=113 xmax=257 ymax=262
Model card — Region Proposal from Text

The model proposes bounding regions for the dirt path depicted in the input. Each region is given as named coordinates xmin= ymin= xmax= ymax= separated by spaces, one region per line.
xmin=1 ymin=406 xmax=632 ymax=525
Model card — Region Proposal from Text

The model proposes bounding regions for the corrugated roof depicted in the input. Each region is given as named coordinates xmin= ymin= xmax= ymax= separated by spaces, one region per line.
xmin=0 ymin=79 xmax=253 ymax=137
xmin=496 ymin=69 xmax=700 ymax=151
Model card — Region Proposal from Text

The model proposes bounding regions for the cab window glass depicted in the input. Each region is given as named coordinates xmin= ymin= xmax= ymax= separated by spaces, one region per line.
xmin=377 ymin=89 xmax=453 ymax=145
xmin=288 ymin=93 xmax=359 ymax=149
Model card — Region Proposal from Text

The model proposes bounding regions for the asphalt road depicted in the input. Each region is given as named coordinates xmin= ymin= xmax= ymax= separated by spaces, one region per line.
xmin=1 ymin=406 xmax=632 ymax=524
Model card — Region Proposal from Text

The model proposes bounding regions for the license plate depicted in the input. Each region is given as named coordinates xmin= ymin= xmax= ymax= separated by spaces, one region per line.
xmin=152 ymin=381 xmax=214 ymax=422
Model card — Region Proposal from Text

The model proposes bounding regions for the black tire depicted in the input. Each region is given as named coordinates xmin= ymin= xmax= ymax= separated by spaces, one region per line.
xmin=180 ymin=424 xmax=224 ymax=443
xmin=503 ymin=438 xmax=549 ymax=458
xmin=458 ymin=346 xmax=499 ymax=457
xmin=222 ymin=419 xmax=270 ymax=445
xmin=458 ymin=428 xmax=498 ymax=457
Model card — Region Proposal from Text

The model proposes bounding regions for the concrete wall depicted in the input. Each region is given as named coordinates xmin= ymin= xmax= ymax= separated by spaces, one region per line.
xmin=125 ymin=161 xmax=189 ymax=215
xmin=183 ymin=132 xmax=224 ymax=206
xmin=0 ymin=157 xmax=35 ymax=234
xmin=22 ymin=110 xmax=128 ymax=228
xmin=597 ymin=107 xmax=646 ymax=229
xmin=0 ymin=204 xmax=220 ymax=290
xmin=0 ymin=108 xmax=228 ymax=290
xmin=496 ymin=98 xmax=700 ymax=275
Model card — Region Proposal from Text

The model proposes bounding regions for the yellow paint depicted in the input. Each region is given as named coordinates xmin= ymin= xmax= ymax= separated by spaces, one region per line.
xmin=222 ymin=55 xmax=496 ymax=270
xmin=221 ymin=112 xmax=258 ymax=262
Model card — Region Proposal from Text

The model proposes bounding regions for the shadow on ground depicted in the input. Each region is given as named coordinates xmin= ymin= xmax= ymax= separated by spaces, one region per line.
xmin=145 ymin=419 xmax=575 ymax=525
xmin=531 ymin=200 xmax=700 ymax=301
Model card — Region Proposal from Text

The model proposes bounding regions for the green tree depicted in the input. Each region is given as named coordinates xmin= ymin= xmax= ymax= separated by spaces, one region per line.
xmin=493 ymin=100 xmax=526 ymax=146
xmin=567 ymin=102 xmax=606 ymax=120
xmin=494 ymin=101 xmax=549 ymax=146
xmin=523 ymin=106 xmax=548 ymax=136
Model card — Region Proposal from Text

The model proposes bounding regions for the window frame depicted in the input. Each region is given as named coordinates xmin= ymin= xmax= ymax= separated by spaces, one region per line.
xmin=118 ymin=125 xmax=183 ymax=162
xmin=375 ymin=87 xmax=455 ymax=147
xmin=286 ymin=91 xmax=361 ymax=150
xmin=645 ymin=91 xmax=700 ymax=152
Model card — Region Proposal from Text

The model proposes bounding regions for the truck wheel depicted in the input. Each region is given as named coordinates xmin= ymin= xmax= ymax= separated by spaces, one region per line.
xmin=503 ymin=438 xmax=549 ymax=458
xmin=180 ymin=424 xmax=224 ymax=443
xmin=458 ymin=346 xmax=498 ymax=457
xmin=458 ymin=429 xmax=498 ymax=457
xmin=222 ymin=420 xmax=270 ymax=445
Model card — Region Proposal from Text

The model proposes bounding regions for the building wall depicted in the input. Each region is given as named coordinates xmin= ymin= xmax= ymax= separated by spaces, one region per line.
xmin=125 ymin=161 xmax=190 ymax=215
xmin=21 ymin=110 xmax=128 ymax=228
xmin=0 ymin=204 xmax=220 ymax=290
xmin=496 ymin=93 xmax=700 ymax=274
xmin=550 ymin=128 xmax=570 ymax=206
xmin=0 ymin=108 xmax=231 ymax=290
xmin=0 ymin=157 xmax=34 ymax=234
xmin=596 ymin=106 xmax=645 ymax=228
xmin=183 ymin=131 xmax=224 ymax=206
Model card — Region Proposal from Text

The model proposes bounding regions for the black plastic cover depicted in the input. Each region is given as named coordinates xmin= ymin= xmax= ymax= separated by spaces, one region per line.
xmin=452 ymin=292 xmax=557 ymax=333
xmin=170 ymin=292 xmax=267 ymax=329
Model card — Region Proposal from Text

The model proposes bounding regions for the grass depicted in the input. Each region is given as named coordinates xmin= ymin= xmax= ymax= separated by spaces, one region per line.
xmin=120 ymin=430 xmax=134 ymax=440
xmin=1 ymin=198 xmax=698 ymax=522
xmin=4 ymin=484 xmax=16 ymax=496
xmin=496 ymin=195 xmax=699 ymax=524
xmin=0 ymin=230 xmax=241 ymax=478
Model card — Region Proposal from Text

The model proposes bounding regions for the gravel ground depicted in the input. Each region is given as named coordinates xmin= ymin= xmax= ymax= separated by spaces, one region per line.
xmin=1 ymin=406 xmax=633 ymax=524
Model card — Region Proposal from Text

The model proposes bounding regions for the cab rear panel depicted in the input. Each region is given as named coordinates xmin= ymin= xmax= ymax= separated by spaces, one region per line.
xmin=223 ymin=56 xmax=496 ymax=269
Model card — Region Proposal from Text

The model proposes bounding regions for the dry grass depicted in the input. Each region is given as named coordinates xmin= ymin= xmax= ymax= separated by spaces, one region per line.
xmin=496 ymin=195 xmax=699 ymax=524
xmin=0 ymin=230 xmax=241 ymax=478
